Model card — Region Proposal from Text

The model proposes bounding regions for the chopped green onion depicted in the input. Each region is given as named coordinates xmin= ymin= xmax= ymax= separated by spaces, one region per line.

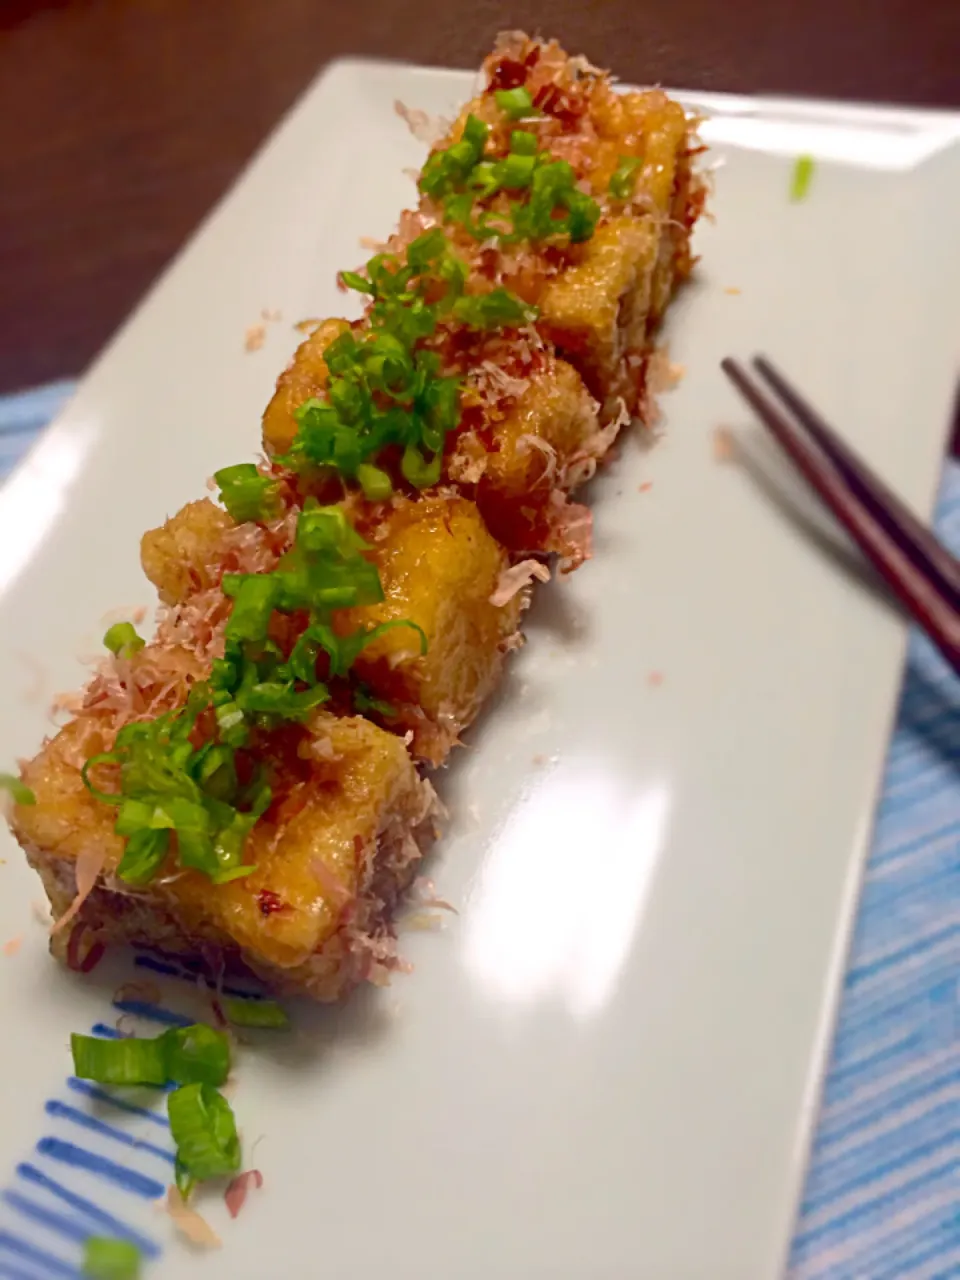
xmin=400 ymin=446 xmax=442 ymax=490
xmin=223 ymin=997 xmax=290 ymax=1029
xmin=354 ymin=686 xmax=396 ymax=717
xmin=163 ymin=1023 xmax=231 ymax=1086
xmin=80 ymin=753 xmax=122 ymax=806
xmin=462 ymin=113 xmax=489 ymax=152
xmin=791 ymin=154 xmax=815 ymax=202
xmin=0 ymin=773 xmax=35 ymax=806
xmin=356 ymin=462 xmax=393 ymax=501
xmin=339 ymin=269 xmax=374 ymax=294
xmin=82 ymin=1237 xmax=142 ymax=1280
xmin=495 ymin=87 xmax=536 ymax=119
xmin=71 ymin=1025 xmax=231 ymax=1087
xmin=330 ymin=619 xmax=427 ymax=678
xmin=115 ymin=827 xmax=169 ymax=885
xmin=452 ymin=287 xmax=535 ymax=330
xmin=468 ymin=160 xmax=501 ymax=199
xmin=510 ymin=129 xmax=538 ymax=155
xmin=497 ymin=152 xmax=537 ymax=190
xmin=419 ymin=114 xmax=489 ymax=198
xmin=71 ymin=1033 xmax=168 ymax=1086
xmin=609 ymin=155 xmax=643 ymax=201
xmin=405 ymin=227 xmax=447 ymax=273
xmin=563 ymin=189 xmax=601 ymax=242
xmin=103 ymin=622 xmax=145 ymax=659
xmin=168 ymin=1083 xmax=240 ymax=1186
xmin=224 ymin=576 xmax=280 ymax=643
xmin=214 ymin=463 xmax=281 ymax=525
xmin=443 ymin=190 xmax=475 ymax=227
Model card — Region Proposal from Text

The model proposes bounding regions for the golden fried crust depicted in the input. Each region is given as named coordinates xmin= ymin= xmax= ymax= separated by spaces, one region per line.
xmin=485 ymin=357 xmax=597 ymax=496
xmin=342 ymin=495 xmax=522 ymax=762
xmin=539 ymin=216 xmax=658 ymax=414
xmin=588 ymin=91 xmax=688 ymax=213
xmin=140 ymin=499 xmax=234 ymax=606
xmin=262 ymin=318 xmax=351 ymax=458
xmin=14 ymin=713 xmax=434 ymax=997
xmin=15 ymin=718 xmax=122 ymax=873
xmin=473 ymin=357 xmax=599 ymax=551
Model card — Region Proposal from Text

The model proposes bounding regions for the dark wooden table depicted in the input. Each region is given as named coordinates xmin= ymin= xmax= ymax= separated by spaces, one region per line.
xmin=1 ymin=0 xmax=958 ymax=393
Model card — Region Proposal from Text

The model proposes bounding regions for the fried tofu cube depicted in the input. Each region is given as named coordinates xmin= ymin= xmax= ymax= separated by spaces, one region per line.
xmin=626 ymin=93 xmax=689 ymax=218
xmin=342 ymin=495 xmax=522 ymax=763
xmin=13 ymin=712 xmax=436 ymax=1000
xmin=262 ymin=318 xmax=351 ymax=457
xmin=139 ymin=493 xmax=520 ymax=763
xmin=467 ymin=355 xmax=600 ymax=553
xmin=625 ymin=94 xmax=692 ymax=324
xmin=539 ymin=216 xmax=659 ymax=419
xmin=141 ymin=499 xmax=234 ymax=605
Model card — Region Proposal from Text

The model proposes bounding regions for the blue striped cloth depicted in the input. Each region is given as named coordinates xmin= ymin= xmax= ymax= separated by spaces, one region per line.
xmin=1 ymin=383 xmax=958 ymax=1279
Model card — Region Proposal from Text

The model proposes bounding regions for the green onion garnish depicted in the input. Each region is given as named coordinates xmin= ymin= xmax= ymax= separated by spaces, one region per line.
xmin=71 ymin=1033 xmax=169 ymax=1086
xmin=223 ymin=997 xmax=290 ymax=1029
xmin=400 ymin=446 xmax=443 ymax=490
xmin=82 ymin=1237 xmax=142 ymax=1280
xmin=71 ymin=1024 xmax=231 ymax=1087
xmin=103 ymin=622 xmax=145 ymax=660
xmin=223 ymin=575 xmax=281 ymax=644
xmin=419 ymin=121 xmax=600 ymax=248
xmin=115 ymin=827 xmax=170 ymax=885
xmin=497 ymin=152 xmax=537 ymax=190
xmin=214 ymin=463 xmax=281 ymax=524
xmin=164 ymin=1023 xmax=231 ymax=1086
xmin=609 ymin=155 xmax=643 ymax=201
xmin=339 ymin=269 xmax=374 ymax=294
xmin=168 ymin=1082 xmax=241 ymax=1189
xmin=510 ymin=129 xmax=538 ymax=156
xmin=0 ymin=773 xmax=35 ymax=805
xmin=495 ymin=86 xmax=536 ymax=119
xmin=82 ymin=691 xmax=263 ymax=885
xmin=356 ymin=463 xmax=393 ymax=502
xmin=452 ymin=288 xmax=535 ymax=330
xmin=419 ymin=113 xmax=489 ymax=199
xmin=791 ymin=154 xmax=815 ymax=202
xmin=511 ymin=159 xmax=601 ymax=244
xmin=284 ymin=224 xmax=534 ymax=493
xmin=354 ymin=686 xmax=396 ymax=718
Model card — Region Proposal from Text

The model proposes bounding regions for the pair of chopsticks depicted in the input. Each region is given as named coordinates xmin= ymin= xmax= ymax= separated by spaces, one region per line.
xmin=722 ymin=357 xmax=960 ymax=677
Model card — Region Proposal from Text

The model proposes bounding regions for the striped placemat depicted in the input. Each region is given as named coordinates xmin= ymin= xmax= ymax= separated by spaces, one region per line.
xmin=0 ymin=382 xmax=957 ymax=1279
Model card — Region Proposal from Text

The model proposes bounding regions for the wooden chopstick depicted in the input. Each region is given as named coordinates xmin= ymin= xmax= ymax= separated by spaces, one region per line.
xmin=751 ymin=356 xmax=960 ymax=607
xmin=721 ymin=357 xmax=960 ymax=677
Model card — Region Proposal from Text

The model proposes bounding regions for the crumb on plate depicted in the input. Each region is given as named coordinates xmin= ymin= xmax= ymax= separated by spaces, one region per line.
xmin=244 ymin=323 xmax=266 ymax=353
xmin=713 ymin=426 xmax=736 ymax=462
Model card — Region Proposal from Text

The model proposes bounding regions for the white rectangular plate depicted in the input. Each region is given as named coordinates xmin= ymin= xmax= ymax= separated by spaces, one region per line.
xmin=1 ymin=59 xmax=959 ymax=1280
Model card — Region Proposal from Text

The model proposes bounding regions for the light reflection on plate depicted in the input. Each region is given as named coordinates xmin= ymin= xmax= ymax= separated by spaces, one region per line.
xmin=462 ymin=761 xmax=670 ymax=1017
xmin=0 ymin=420 xmax=98 ymax=600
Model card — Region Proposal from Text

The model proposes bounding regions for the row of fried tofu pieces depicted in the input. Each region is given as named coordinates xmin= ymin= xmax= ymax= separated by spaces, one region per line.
xmin=11 ymin=40 xmax=702 ymax=998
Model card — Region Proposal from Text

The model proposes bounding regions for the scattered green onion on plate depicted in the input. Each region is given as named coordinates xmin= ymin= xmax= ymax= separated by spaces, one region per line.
xmin=82 ymin=1237 xmax=142 ymax=1280
xmin=222 ymin=997 xmax=290 ymax=1029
